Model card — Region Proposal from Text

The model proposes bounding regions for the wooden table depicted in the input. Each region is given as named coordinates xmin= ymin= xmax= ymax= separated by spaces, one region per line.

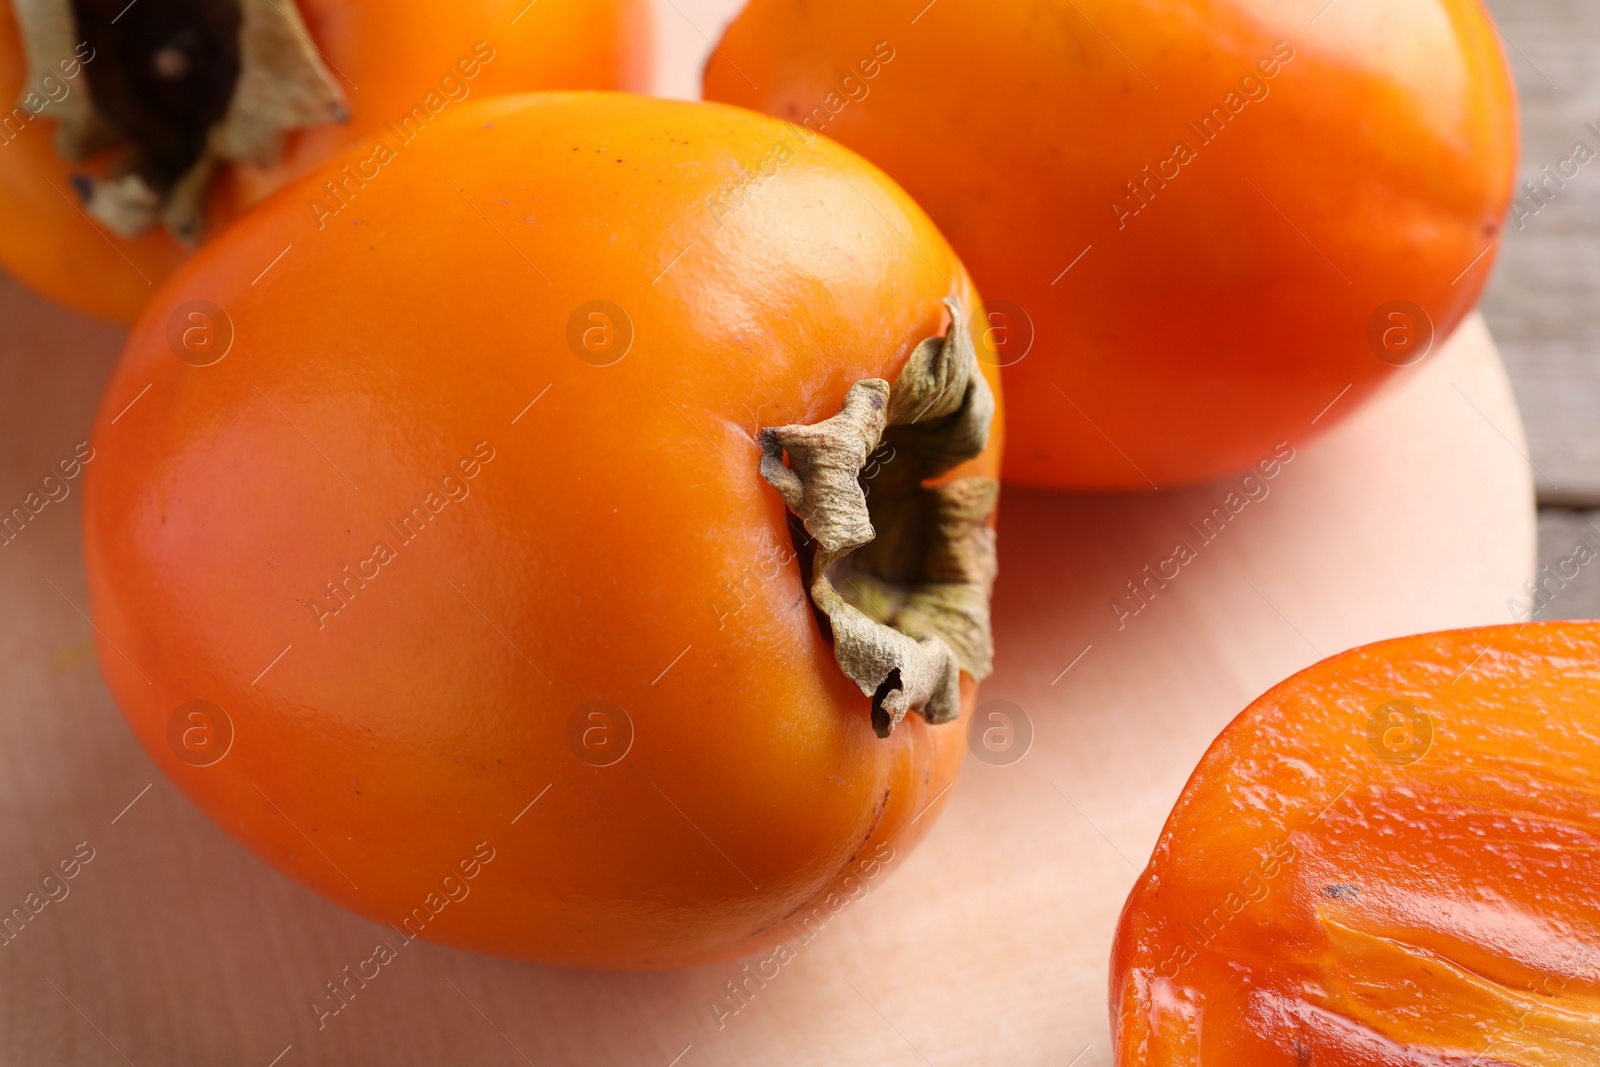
xmin=1479 ymin=0 xmax=1600 ymax=509
xmin=0 ymin=255 xmax=1533 ymax=1064
xmin=1476 ymin=0 xmax=1600 ymax=622
xmin=0 ymin=2 xmax=1568 ymax=1060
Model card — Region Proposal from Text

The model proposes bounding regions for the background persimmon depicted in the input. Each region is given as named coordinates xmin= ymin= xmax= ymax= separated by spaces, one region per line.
xmin=1113 ymin=622 xmax=1600 ymax=1063
xmin=705 ymin=0 xmax=1519 ymax=491
xmin=0 ymin=0 xmax=652 ymax=324
xmin=82 ymin=92 xmax=1004 ymax=968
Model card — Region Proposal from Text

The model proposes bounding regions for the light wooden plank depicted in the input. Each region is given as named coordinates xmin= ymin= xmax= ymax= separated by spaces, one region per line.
xmin=1534 ymin=509 xmax=1600 ymax=620
xmin=0 ymin=5 xmax=1561 ymax=1059
xmin=1480 ymin=0 xmax=1600 ymax=505
xmin=0 ymin=261 xmax=1533 ymax=1064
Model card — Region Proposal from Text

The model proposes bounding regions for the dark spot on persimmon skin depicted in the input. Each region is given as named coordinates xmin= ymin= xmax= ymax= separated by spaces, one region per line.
xmin=862 ymin=786 xmax=891 ymax=847
xmin=759 ymin=785 xmax=894 ymax=932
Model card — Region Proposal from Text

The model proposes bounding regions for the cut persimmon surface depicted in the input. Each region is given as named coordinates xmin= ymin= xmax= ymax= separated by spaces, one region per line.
xmin=1112 ymin=622 xmax=1600 ymax=1065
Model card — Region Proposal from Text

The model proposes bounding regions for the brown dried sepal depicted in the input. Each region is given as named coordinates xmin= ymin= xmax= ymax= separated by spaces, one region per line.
xmin=12 ymin=0 xmax=346 ymax=242
xmin=759 ymin=297 xmax=999 ymax=737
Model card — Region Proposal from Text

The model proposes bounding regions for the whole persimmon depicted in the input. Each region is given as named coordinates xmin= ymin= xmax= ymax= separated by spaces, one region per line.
xmin=0 ymin=0 xmax=652 ymax=324
xmin=1113 ymin=622 xmax=1600 ymax=1063
xmin=83 ymin=92 xmax=1004 ymax=969
xmin=705 ymin=0 xmax=1519 ymax=490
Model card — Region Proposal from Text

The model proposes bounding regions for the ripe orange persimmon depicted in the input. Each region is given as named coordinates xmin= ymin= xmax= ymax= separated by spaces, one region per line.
xmin=1113 ymin=623 xmax=1600 ymax=1063
xmin=0 ymin=0 xmax=651 ymax=324
xmin=706 ymin=0 xmax=1519 ymax=490
xmin=83 ymin=93 xmax=1005 ymax=969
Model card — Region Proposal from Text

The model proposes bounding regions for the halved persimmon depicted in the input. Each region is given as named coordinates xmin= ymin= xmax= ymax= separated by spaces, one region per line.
xmin=1113 ymin=622 xmax=1600 ymax=1063
xmin=83 ymin=92 xmax=1004 ymax=969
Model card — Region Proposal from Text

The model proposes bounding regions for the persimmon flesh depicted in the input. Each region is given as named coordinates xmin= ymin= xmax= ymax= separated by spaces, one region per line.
xmin=706 ymin=0 xmax=1519 ymax=490
xmin=83 ymin=93 xmax=1003 ymax=968
xmin=1113 ymin=623 xmax=1600 ymax=1063
xmin=0 ymin=0 xmax=652 ymax=323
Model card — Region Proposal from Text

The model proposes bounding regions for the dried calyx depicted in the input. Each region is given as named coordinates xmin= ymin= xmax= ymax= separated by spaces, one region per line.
xmin=12 ymin=0 xmax=346 ymax=242
xmin=760 ymin=297 xmax=999 ymax=738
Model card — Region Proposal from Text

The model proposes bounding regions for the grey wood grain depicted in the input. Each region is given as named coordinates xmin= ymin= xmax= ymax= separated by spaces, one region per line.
xmin=1480 ymin=0 xmax=1600 ymax=506
xmin=1533 ymin=509 xmax=1600 ymax=620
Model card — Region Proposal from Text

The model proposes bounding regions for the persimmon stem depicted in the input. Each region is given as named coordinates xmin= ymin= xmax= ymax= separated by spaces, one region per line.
xmin=12 ymin=0 xmax=346 ymax=242
xmin=760 ymin=297 xmax=998 ymax=737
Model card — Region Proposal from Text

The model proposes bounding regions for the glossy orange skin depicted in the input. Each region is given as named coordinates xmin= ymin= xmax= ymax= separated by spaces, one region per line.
xmin=1113 ymin=623 xmax=1600 ymax=1063
xmin=0 ymin=0 xmax=652 ymax=324
xmin=706 ymin=0 xmax=1519 ymax=490
xmin=83 ymin=93 xmax=1004 ymax=968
